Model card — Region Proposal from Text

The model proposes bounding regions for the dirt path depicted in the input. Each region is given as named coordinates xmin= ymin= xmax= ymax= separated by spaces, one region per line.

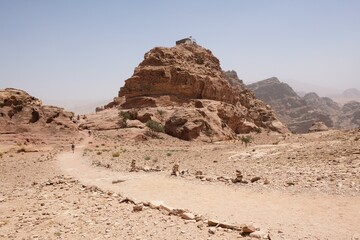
xmin=58 ymin=137 xmax=360 ymax=239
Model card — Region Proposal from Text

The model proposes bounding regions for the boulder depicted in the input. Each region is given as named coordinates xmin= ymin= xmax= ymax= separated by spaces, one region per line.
xmin=308 ymin=121 xmax=329 ymax=132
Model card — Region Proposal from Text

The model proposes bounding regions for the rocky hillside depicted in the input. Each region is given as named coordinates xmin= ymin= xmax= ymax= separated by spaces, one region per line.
xmin=98 ymin=43 xmax=287 ymax=140
xmin=248 ymin=78 xmax=360 ymax=133
xmin=0 ymin=88 xmax=77 ymax=134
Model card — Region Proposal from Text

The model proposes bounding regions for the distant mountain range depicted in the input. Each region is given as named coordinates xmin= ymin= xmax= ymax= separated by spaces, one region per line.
xmin=326 ymin=88 xmax=360 ymax=104
xmin=247 ymin=77 xmax=360 ymax=133
xmin=43 ymin=99 xmax=111 ymax=115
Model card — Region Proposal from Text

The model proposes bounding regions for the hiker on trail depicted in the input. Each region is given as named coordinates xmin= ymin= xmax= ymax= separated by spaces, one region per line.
xmin=71 ymin=143 xmax=75 ymax=153
xmin=88 ymin=130 xmax=92 ymax=136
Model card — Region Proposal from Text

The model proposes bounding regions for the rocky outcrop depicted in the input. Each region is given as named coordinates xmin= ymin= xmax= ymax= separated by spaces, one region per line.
xmin=308 ymin=122 xmax=329 ymax=133
xmin=248 ymin=78 xmax=360 ymax=132
xmin=337 ymin=101 xmax=360 ymax=129
xmin=102 ymin=43 xmax=287 ymax=140
xmin=0 ymin=88 xmax=76 ymax=133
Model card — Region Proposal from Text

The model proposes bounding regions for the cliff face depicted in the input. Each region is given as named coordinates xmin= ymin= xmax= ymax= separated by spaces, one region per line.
xmin=248 ymin=79 xmax=360 ymax=133
xmin=104 ymin=43 xmax=288 ymax=140
xmin=119 ymin=44 xmax=248 ymax=105
xmin=0 ymin=88 xmax=76 ymax=133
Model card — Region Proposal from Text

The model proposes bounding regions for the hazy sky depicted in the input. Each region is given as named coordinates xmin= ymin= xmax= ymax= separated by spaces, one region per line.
xmin=1 ymin=0 xmax=359 ymax=106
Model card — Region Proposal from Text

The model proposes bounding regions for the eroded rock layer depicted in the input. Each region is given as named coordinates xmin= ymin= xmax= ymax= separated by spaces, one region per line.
xmin=105 ymin=43 xmax=287 ymax=140
xmin=0 ymin=88 xmax=76 ymax=133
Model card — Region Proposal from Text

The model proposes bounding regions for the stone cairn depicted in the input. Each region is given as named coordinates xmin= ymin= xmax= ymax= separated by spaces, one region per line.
xmin=171 ymin=164 xmax=179 ymax=176
xmin=231 ymin=170 xmax=243 ymax=183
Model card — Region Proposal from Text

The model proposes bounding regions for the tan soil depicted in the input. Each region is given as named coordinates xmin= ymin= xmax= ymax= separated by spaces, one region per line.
xmin=1 ymin=129 xmax=360 ymax=239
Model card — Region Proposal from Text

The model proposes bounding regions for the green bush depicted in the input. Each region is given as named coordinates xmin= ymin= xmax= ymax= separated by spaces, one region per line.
xmin=146 ymin=120 xmax=164 ymax=133
xmin=144 ymin=156 xmax=151 ymax=160
xmin=240 ymin=135 xmax=253 ymax=147
xmin=204 ymin=128 xmax=214 ymax=142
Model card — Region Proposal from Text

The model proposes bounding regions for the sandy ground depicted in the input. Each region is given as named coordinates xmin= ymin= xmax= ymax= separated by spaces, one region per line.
xmin=1 ymin=129 xmax=360 ymax=239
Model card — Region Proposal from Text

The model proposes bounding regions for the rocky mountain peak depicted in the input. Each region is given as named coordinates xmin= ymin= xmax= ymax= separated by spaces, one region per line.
xmin=342 ymin=88 xmax=360 ymax=98
xmin=119 ymin=43 xmax=248 ymax=106
xmin=99 ymin=43 xmax=288 ymax=140
xmin=248 ymin=79 xmax=360 ymax=132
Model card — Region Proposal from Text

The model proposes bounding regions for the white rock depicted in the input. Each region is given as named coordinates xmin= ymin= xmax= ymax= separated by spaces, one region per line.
xmin=181 ymin=212 xmax=195 ymax=220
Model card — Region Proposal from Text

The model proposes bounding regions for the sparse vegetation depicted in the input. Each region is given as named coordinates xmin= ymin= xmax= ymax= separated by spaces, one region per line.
xmin=146 ymin=120 xmax=164 ymax=133
xmin=119 ymin=110 xmax=136 ymax=128
xmin=144 ymin=156 xmax=151 ymax=161
xmin=166 ymin=152 xmax=172 ymax=157
xmin=204 ymin=128 xmax=215 ymax=142
xmin=157 ymin=109 xmax=165 ymax=116
xmin=255 ymin=127 xmax=262 ymax=133
xmin=240 ymin=135 xmax=253 ymax=147
xmin=0 ymin=152 xmax=3 ymax=158
xmin=97 ymin=151 xmax=102 ymax=155
xmin=119 ymin=111 xmax=135 ymax=121
xmin=144 ymin=130 xmax=162 ymax=139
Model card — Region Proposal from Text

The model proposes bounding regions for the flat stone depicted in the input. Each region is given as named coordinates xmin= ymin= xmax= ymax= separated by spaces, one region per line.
xmin=241 ymin=224 xmax=256 ymax=234
xmin=159 ymin=204 xmax=174 ymax=214
xmin=208 ymin=219 xmax=241 ymax=231
xmin=181 ymin=212 xmax=195 ymax=220
xmin=149 ymin=200 xmax=164 ymax=209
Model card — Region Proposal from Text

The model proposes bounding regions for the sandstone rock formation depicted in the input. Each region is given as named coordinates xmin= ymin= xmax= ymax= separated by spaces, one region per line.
xmin=248 ymin=78 xmax=360 ymax=132
xmin=308 ymin=121 xmax=329 ymax=133
xmin=0 ymin=88 xmax=76 ymax=133
xmin=102 ymin=43 xmax=287 ymax=140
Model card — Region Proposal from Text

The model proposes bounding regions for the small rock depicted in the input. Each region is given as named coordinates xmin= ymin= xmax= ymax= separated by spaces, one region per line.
xmin=250 ymin=230 xmax=267 ymax=239
xmin=159 ymin=204 xmax=174 ymax=214
xmin=285 ymin=182 xmax=295 ymax=186
xmin=171 ymin=164 xmax=179 ymax=176
xmin=241 ymin=224 xmax=256 ymax=234
xmin=181 ymin=212 xmax=195 ymax=220
xmin=206 ymin=177 xmax=214 ymax=182
xmin=250 ymin=177 xmax=261 ymax=183
xmin=0 ymin=221 xmax=6 ymax=227
xmin=195 ymin=170 xmax=203 ymax=176
xmin=263 ymin=179 xmax=270 ymax=185
xmin=149 ymin=200 xmax=164 ymax=209
xmin=197 ymin=223 xmax=205 ymax=229
xmin=209 ymin=227 xmax=216 ymax=234
xmin=133 ymin=204 xmax=143 ymax=212
xmin=112 ymin=179 xmax=125 ymax=184
xmin=185 ymin=220 xmax=196 ymax=224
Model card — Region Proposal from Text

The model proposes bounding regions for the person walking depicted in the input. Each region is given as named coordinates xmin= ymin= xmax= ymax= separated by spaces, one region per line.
xmin=71 ymin=143 xmax=75 ymax=153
